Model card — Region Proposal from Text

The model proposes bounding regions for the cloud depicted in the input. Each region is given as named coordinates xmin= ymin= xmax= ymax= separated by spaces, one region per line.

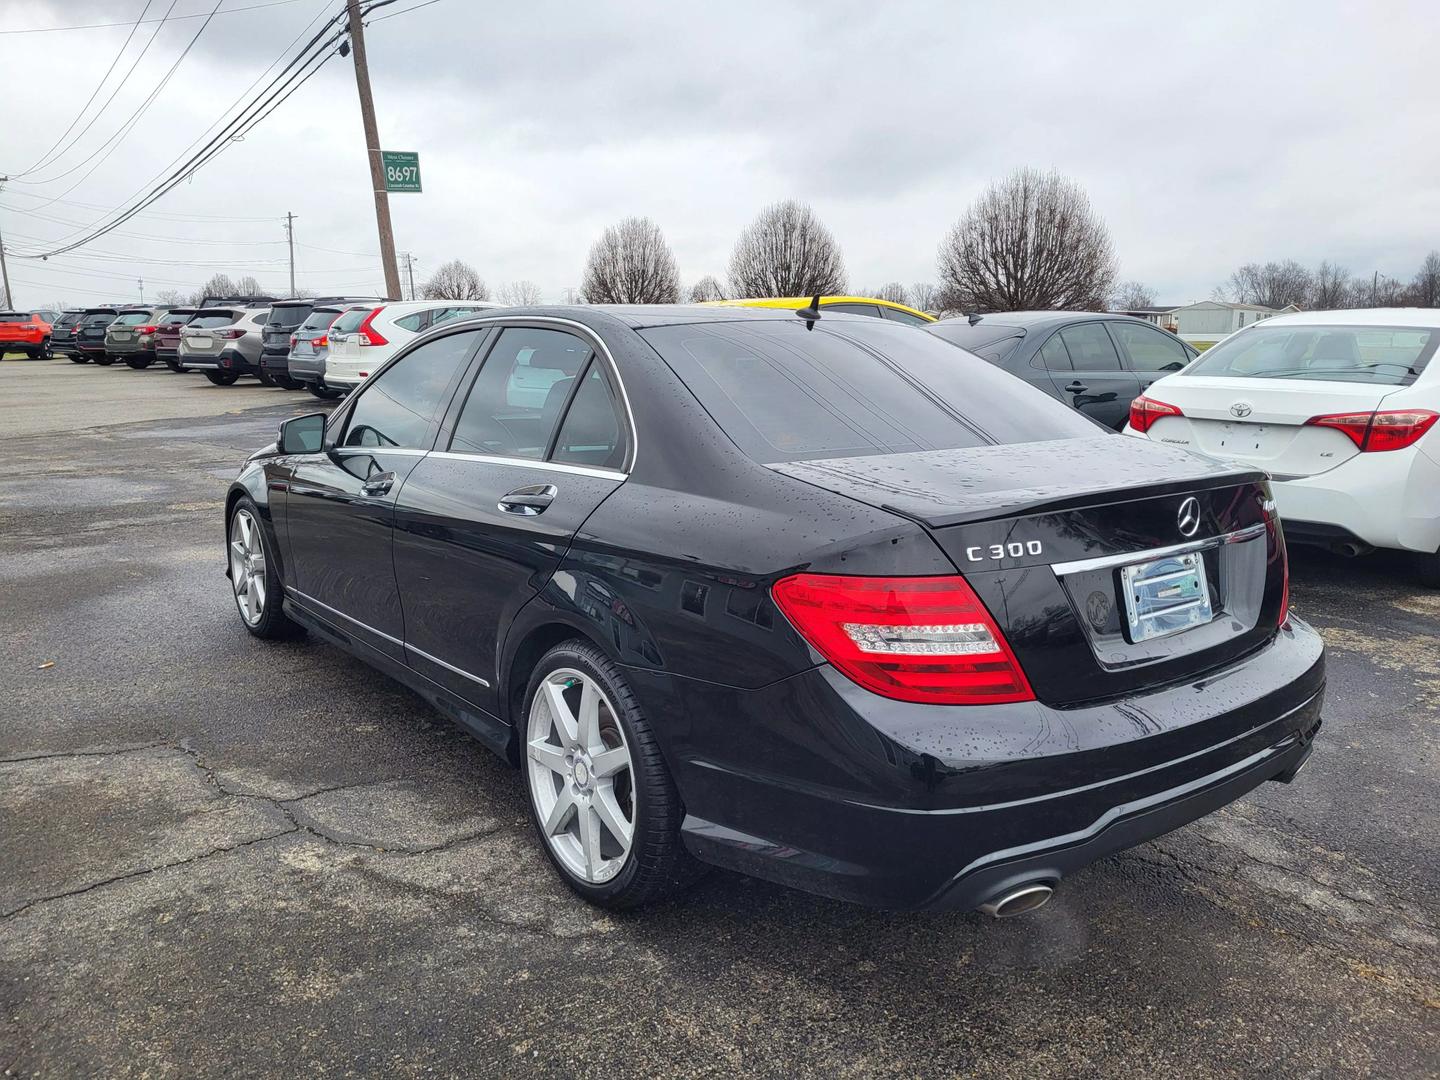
xmin=2 ymin=0 xmax=1438 ymax=306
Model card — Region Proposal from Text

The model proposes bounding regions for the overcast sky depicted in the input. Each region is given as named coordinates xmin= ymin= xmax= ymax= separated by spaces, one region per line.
xmin=2 ymin=0 xmax=1438 ymax=308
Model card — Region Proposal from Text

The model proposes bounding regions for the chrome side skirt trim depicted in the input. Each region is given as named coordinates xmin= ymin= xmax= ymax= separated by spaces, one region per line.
xmin=1052 ymin=522 xmax=1268 ymax=576
xmin=288 ymin=589 xmax=491 ymax=688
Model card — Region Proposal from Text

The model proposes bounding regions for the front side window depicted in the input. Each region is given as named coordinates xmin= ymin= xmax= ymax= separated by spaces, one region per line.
xmin=1058 ymin=323 xmax=1122 ymax=370
xmin=551 ymin=362 xmax=627 ymax=470
xmin=342 ymin=330 xmax=481 ymax=449
xmin=1184 ymin=324 xmax=1437 ymax=386
xmin=450 ymin=327 xmax=593 ymax=459
xmin=1109 ymin=321 xmax=1191 ymax=372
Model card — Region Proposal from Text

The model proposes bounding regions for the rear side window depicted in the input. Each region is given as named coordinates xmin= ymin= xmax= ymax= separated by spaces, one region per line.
xmin=551 ymin=362 xmax=627 ymax=470
xmin=450 ymin=327 xmax=593 ymax=459
xmin=880 ymin=306 xmax=931 ymax=326
xmin=643 ymin=319 xmax=1097 ymax=463
xmin=1109 ymin=321 xmax=1191 ymax=373
xmin=824 ymin=303 xmax=883 ymax=319
xmin=1038 ymin=333 xmax=1072 ymax=371
xmin=1058 ymin=323 xmax=1122 ymax=370
xmin=394 ymin=311 xmax=428 ymax=332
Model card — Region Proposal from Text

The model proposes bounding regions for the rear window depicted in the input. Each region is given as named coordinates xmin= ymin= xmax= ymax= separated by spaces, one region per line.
xmin=1186 ymin=324 xmax=1438 ymax=386
xmin=189 ymin=310 xmax=238 ymax=328
xmin=298 ymin=308 xmax=343 ymax=333
xmin=114 ymin=312 xmax=152 ymax=326
xmin=83 ymin=313 xmax=115 ymax=326
xmin=927 ymin=321 xmax=1027 ymax=363
xmin=331 ymin=307 xmax=372 ymax=334
xmin=643 ymin=319 xmax=1098 ymax=463
xmin=55 ymin=313 xmax=85 ymax=328
xmin=159 ymin=312 xmax=194 ymax=326
xmin=267 ymin=304 xmax=312 ymax=329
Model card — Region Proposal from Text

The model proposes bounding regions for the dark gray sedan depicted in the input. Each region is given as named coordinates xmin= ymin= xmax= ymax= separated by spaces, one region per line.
xmin=927 ymin=311 xmax=1199 ymax=430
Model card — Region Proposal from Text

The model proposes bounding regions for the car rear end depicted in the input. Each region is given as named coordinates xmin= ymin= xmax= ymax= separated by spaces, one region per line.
xmin=154 ymin=309 xmax=197 ymax=367
xmin=104 ymin=309 xmax=161 ymax=364
xmin=1128 ymin=314 xmax=1440 ymax=558
xmin=287 ymin=304 xmax=350 ymax=388
xmin=634 ymin=315 xmax=1323 ymax=912
xmin=259 ymin=300 xmax=315 ymax=387
xmin=50 ymin=311 xmax=87 ymax=358
xmin=179 ymin=309 xmax=244 ymax=372
xmin=76 ymin=308 xmax=119 ymax=363
xmin=0 ymin=311 xmax=46 ymax=357
xmin=323 ymin=304 xmax=390 ymax=388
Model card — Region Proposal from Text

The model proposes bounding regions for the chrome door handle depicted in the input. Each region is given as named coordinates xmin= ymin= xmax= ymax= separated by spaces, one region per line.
xmin=361 ymin=471 xmax=395 ymax=496
xmin=498 ymin=484 xmax=557 ymax=515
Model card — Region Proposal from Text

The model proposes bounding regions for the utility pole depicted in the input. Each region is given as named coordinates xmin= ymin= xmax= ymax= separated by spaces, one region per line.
xmin=137 ymin=275 xmax=144 ymax=304
xmin=0 ymin=176 xmax=14 ymax=308
xmin=284 ymin=212 xmax=297 ymax=296
xmin=344 ymin=0 xmax=402 ymax=301
xmin=401 ymin=252 xmax=417 ymax=300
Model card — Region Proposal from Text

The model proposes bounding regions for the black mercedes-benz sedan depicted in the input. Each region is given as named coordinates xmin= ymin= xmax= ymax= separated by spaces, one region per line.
xmin=224 ymin=305 xmax=1323 ymax=916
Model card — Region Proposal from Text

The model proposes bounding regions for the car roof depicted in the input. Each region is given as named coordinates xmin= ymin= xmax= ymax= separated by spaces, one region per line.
xmin=439 ymin=303 xmax=898 ymax=334
xmin=707 ymin=295 xmax=935 ymax=321
xmin=931 ymin=310 xmax=1128 ymax=330
xmin=1255 ymin=307 xmax=1440 ymax=329
xmin=373 ymin=299 xmax=503 ymax=314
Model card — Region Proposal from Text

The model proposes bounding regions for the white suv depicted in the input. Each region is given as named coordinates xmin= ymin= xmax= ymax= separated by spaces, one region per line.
xmin=1126 ymin=308 xmax=1440 ymax=584
xmin=325 ymin=300 xmax=502 ymax=388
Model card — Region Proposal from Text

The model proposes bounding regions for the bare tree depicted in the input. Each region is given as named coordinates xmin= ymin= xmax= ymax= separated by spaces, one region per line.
xmin=1309 ymin=261 xmax=1351 ymax=309
xmin=422 ymin=259 xmax=490 ymax=301
xmin=1214 ymin=260 xmax=1312 ymax=309
xmin=1348 ymin=272 xmax=1407 ymax=307
xmin=197 ymin=273 xmax=237 ymax=302
xmin=908 ymin=282 xmax=940 ymax=313
xmin=937 ymin=168 xmax=1117 ymax=312
xmin=496 ymin=279 xmax=544 ymax=306
xmin=153 ymin=288 xmax=188 ymax=307
xmin=865 ymin=282 xmax=910 ymax=304
xmin=235 ymin=275 xmax=265 ymax=298
xmin=580 ymin=216 xmax=681 ymax=304
xmin=728 ymin=200 xmax=847 ymax=298
xmin=687 ymin=275 xmax=726 ymax=302
xmin=1109 ymin=280 xmax=1156 ymax=311
xmin=1410 ymin=250 xmax=1440 ymax=308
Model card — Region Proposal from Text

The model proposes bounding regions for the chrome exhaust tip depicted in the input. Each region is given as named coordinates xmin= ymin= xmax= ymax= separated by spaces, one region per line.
xmin=978 ymin=882 xmax=1055 ymax=918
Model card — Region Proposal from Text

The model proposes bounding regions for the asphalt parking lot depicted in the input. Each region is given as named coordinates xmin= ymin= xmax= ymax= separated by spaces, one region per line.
xmin=2 ymin=357 xmax=1437 ymax=1078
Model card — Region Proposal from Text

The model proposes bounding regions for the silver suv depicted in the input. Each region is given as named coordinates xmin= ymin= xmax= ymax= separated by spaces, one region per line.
xmin=178 ymin=305 xmax=272 ymax=386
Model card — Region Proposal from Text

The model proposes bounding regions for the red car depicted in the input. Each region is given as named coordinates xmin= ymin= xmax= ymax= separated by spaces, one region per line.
xmin=0 ymin=310 xmax=57 ymax=360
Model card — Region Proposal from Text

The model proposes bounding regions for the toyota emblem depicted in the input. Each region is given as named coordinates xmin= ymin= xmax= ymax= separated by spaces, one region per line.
xmin=1177 ymin=497 xmax=1202 ymax=538
xmin=1230 ymin=401 xmax=1253 ymax=418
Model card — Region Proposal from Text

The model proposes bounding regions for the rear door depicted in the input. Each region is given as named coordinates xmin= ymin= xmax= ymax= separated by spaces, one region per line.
xmin=1043 ymin=322 xmax=1141 ymax=430
xmin=391 ymin=324 xmax=628 ymax=710
xmin=1139 ymin=323 xmax=1438 ymax=479
xmin=282 ymin=328 xmax=484 ymax=658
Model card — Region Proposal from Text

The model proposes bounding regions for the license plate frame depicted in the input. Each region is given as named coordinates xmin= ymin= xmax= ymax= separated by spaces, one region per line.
xmin=1119 ymin=550 xmax=1213 ymax=643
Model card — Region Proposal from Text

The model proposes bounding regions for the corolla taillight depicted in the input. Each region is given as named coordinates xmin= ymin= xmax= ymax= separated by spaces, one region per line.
xmin=1129 ymin=395 xmax=1184 ymax=433
xmin=1305 ymin=409 xmax=1439 ymax=452
xmin=770 ymin=574 xmax=1034 ymax=705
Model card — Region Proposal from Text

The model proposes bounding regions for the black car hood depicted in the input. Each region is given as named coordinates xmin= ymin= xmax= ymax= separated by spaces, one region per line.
xmin=768 ymin=436 xmax=1264 ymax=528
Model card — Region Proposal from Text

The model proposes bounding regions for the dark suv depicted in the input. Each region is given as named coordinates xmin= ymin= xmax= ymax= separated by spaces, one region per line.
xmin=51 ymin=310 xmax=89 ymax=360
xmin=926 ymin=312 xmax=1199 ymax=431
xmin=259 ymin=297 xmax=383 ymax=390
xmin=75 ymin=307 xmax=121 ymax=364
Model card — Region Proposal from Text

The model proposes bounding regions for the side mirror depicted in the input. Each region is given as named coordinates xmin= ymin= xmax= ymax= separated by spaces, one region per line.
xmin=279 ymin=413 xmax=327 ymax=454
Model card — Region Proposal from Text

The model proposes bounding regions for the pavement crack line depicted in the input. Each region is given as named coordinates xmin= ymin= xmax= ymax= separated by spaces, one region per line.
xmin=0 ymin=742 xmax=169 ymax=765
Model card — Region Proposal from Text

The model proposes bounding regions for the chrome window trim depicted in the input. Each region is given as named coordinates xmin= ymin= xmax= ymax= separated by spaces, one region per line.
xmin=405 ymin=641 xmax=491 ymax=688
xmin=330 ymin=445 xmax=428 ymax=457
xmin=427 ymin=450 xmax=626 ymax=482
xmin=1051 ymin=522 xmax=1267 ymax=576
xmin=431 ymin=314 xmax=639 ymax=473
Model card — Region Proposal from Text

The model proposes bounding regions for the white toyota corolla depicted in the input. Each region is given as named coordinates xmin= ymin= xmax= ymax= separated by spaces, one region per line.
xmin=1126 ymin=309 xmax=1440 ymax=586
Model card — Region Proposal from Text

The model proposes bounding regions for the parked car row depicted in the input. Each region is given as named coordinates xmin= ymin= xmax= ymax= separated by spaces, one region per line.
xmin=49 ymin=296 xmax=502 ymax=397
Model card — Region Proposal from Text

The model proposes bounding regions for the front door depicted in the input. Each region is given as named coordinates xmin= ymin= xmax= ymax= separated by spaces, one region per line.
xmin=392 ymin=325 xmax=629 ymax=712
xmin=283 ymin=328 xmax=485 ymax=658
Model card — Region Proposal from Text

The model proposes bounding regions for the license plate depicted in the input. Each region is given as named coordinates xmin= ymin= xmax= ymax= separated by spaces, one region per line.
xmin=114 ymin=332 xmax=132 ymax=340
xmin=192 ymin=335 xmax=213 ymax=347
xmin=1120 ymin=551 xmax=1213 ymax=643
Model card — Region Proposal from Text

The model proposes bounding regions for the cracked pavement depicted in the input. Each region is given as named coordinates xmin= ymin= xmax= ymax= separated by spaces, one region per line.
xmin=1 ymin=359 xmax=1438 ymax=1077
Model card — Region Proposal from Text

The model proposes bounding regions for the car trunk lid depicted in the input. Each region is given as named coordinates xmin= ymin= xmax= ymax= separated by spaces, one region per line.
xmin=1142 ymin=374 xmax=1399 ymax=479
xmin=771 ymin=436 xmax=1287 ymax=706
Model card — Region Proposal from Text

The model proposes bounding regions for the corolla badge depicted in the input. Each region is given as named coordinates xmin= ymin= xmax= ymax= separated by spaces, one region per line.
xmin=1230 ymin=401 xmax=1253 ymax=418
xmin=1177 ymin=496 xmax=1202 ymax=538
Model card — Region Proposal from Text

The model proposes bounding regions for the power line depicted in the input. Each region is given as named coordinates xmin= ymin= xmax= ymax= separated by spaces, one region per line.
xmin=366 ymin=0 xmax=444 ymax=23
xmin=0 ymin=0 xmax=303 ymax=35
xmin=9 ymin=0 xmax=158 ymax=178
xmin=0 ymin=189 xmax=277 ymax=222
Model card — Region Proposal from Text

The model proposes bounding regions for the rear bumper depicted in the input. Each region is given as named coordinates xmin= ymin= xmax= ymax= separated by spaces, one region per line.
xmin=0 ymin=338 xmax=43 ymax=350
xmin=104 ymin=338 xmax=153 ymax=356
xmin=287 ymin=353 xmax=324 ymax=382
xmin=1273 ymin=444 xmax=1440 ymax=554
xmin=179 ymin=348 xmax=257 ymax=374
xmin=644 ymin=617 xmax=1325 ymax=911
xmin=259 ymin=350 xmax=291 ymax=375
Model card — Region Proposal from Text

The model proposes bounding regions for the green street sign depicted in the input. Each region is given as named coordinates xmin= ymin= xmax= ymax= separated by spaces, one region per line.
xmin=381 ymin=150 xmax=421 ymax=193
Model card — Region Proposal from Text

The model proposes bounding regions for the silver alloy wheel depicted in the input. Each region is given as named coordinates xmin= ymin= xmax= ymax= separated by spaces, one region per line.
xmin=526 ymin=667 xmax=635 ymax=884
xmin=228 ymin=508 xmax=267 ymax=626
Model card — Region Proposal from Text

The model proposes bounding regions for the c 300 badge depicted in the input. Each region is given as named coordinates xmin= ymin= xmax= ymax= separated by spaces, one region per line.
xmin=965 ymin=541 xmax=1043 ymax=563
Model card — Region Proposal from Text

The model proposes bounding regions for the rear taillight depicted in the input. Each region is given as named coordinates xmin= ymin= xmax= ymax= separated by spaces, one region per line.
xmin=1305 ymin=409 xmax=1439 ymax=452
xmin=770 ymin=574 xmax=1034 ymax=705
xmin=217 ymin=328 xmax=246 ymax=340
xmin=312 ymin=334 xmax=327 ymax=348
xmin=357 ymin=307 xmax=388 ymax=346
xmin=288 ymin=334 xmax=298 ymax=348
xmin=1263 ymin=499 xmax=1291 ymax=628
xmin=1130 ymin=395 xmax=1184 ymax=434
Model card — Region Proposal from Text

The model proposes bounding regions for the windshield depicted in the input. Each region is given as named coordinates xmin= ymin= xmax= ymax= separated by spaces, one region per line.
xmin=1185 ymin=323 xmax=1438 ymax=386
xmin=643 ymin=318 xmax=1098 ymax=463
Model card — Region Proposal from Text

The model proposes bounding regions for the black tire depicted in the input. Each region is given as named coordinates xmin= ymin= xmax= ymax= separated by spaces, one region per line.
xmin=126 ymin=355 xmax=155 ymax=369
xmin=70 ymin=354 xmax=90 ymax=364
xmin=307 ymin=381 xmax=342 ymax=400
xmin=256 ymin=368 xmax=277 ymax=388
xmin=165 ymin=358 xmax=183 ymax=372
xmin=205 ymin=371 xmax=239 ymax=386
xmin=93 ymin=353 xmax=115 ymax=366
xmin=521 ymin=639 xmax=705 ymax=910
xmin=227 ymin=496 xmax=300 ymax=640
xmin=36 ymin=338 xmax=53 ymax=360
xmin=1419 ymin=549 xmax=1440 ymax=589
xmin=272 ymin=371 xmax=302 ymax=390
